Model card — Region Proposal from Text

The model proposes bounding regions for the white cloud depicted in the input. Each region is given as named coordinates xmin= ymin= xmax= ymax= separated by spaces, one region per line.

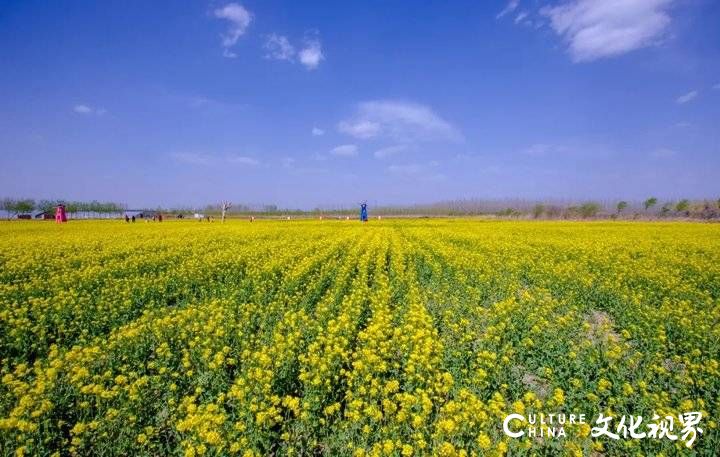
xmin=74 ymin=105 xmax=92 ymax=114
xmin=298 ymin=35 xmax=324 ymax=70
xmin=373 ymin=145 xmax=407 ymax=159
xmin=676 ymin=90 xmax=698 ymax=104
xmin=330 ymin=144 xmax=358 ymax=157
xmin=338 ymin=100 xmax=462 ymax=143
xmin=264 ymin=34 xmax=295 ymax=61
xmin=226 ymin=155 xmax=259 ymax=165
xmin=214 ymin=3 xmax=253 ymax=57
xmin=541 ymin=0 xmax=674 ymax=62
xmin=311 ymin=127 xmax=325 ymax=136
xmin=73 ymin=104 xmax=105 ymax=115
xmin=515 ymin=11 xmax=529 ymax=25
xmin=712 ymin=82 xmax=720 ymax=90
xmin=338 ymin=120 xmax=382 ymax=139
xmin=261 ymin=32 xmax=324 ymax=69
xmin=281 ymin=157 xmax=296 ymax=168
xmin=497 ymin=1 xmax=520 ymax=20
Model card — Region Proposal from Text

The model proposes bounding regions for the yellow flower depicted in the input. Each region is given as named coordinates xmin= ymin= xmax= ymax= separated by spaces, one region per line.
xmin=477 ymin=433 xmax=492 ymax=449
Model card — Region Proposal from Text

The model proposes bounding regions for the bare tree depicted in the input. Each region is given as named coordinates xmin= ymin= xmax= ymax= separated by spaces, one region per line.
xmin=532 ymin=204 xmax=545 ymax=219
xmin=221 ymin=200 xmax=232 ymax=223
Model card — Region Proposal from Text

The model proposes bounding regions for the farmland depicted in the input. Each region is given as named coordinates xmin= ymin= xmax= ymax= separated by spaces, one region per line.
xmin=0 ymin=220 xmax=718 ymax=456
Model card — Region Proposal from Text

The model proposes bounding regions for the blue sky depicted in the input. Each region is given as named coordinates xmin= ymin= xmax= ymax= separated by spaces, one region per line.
xmin=1 ymin=0 xmax=718 ymax=208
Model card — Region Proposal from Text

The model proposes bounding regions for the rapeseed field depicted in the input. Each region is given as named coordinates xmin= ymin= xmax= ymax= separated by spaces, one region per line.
xmin=0 ymin=220 xmax=718 ymax=456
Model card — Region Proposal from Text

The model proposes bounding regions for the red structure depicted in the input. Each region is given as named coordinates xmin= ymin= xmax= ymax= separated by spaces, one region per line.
xmin=55 ymin=204 xmax=67 ymax=223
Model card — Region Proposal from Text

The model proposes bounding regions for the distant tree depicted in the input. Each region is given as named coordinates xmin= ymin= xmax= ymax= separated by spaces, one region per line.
xmin=65 ymin=201 xmax=80 ymax=216
xmin=107 ymin=202 xmax=124 ymax=213
xmin=675 ymin=199 xmax=690 ymax=215
xmin=660 ymin=203 xmax=671 ymax=216
xmin=16 ymin=199 xmax=35 ymax=214
xmin=701 ymin=201 xmax=719 ymax=220
xmin=644 ymin=197 xmax=658 ymax=211
xmin=263 ymin=204 xmax=278 ymax=213
xmin=2 ymin=198 xmax=35 ymax=218
xmin=616 ymin=201 xmax=628 ymax=214
xmin=564 ymin=206 xmax=580 ymax=219
xmin=90 ymin=200 xmax=103 ymax=217
xmin=545 ymin=205 xmax=562 ymax=218
xmin=579 ymin=202 xmax=600 ymax=219
xmin=1 ymin=198 xmax=15 ymax=219
xmin=532 ymin=204 xmax=545 ymax=219
xmin=221 ymin=200 xmax=232 ymax=223
xmin=37 ymin=200 xmax=56 ymax=213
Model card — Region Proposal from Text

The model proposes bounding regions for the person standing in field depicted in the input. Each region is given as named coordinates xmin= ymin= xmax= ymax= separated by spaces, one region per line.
xmin=55 ymin=204 xmax=67 ymax=223
xmin=131 ymin=215 xmax=135 ymax=223
xmin=125 ymin=215 xmax=130 ymax=223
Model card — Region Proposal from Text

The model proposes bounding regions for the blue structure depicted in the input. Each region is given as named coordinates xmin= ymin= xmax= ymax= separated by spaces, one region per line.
xmin=360 ymin=202 xmax=368 ymax=222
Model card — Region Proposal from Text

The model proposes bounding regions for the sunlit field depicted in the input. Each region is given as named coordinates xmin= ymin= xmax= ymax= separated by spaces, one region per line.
xmin=1 ymin=219 xmax=718 ymax=456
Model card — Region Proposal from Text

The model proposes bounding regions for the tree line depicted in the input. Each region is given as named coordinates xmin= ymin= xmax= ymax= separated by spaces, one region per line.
xmin=0 ymin=198 xmax=126 ymax=219
xmin=406 ymin=197 xmax=720 ymax=220
xmin=189 ymin=197 xmax=720 ymax=220
xmin=2 ymin=196 xmax=719 ymax=220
